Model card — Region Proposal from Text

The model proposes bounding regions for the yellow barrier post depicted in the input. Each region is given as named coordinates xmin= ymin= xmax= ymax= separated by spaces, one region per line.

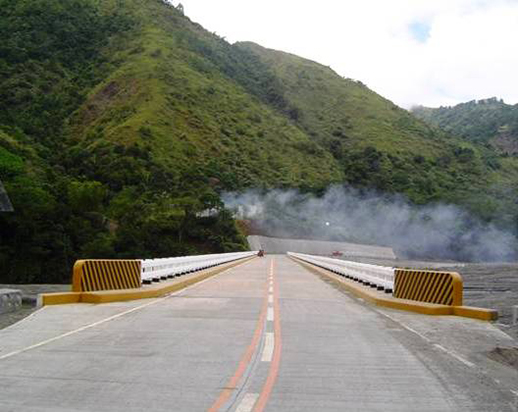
xmin=72 ymin=260 xmax=141 ymax=292
xmin=394 ymin=269 xmax=463 ymax=306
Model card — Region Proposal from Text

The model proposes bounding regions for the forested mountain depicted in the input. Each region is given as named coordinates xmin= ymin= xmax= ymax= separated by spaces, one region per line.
xmin=412 ymin=98 xmax=518 ymax=154
xmin=1 ymin=0 xmax=517 ymax=282
xmin=235 ymin=43 xmax=518 ymax=208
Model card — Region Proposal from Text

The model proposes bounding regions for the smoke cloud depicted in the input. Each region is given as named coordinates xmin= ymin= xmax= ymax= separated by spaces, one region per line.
xmin=223 ymin=186 xmax=518 ymax=262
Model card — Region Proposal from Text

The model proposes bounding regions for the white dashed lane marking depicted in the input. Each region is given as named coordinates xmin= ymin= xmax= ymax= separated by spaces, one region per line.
xmin=267 ymin=307 xmax=274 ymax=321
xmin=261 ymin=333 xmax=275 ymax=362
xmin=235 ymin=393 xmax=259 ymax=412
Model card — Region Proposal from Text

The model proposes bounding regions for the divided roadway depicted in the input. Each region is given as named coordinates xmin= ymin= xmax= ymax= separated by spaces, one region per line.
xmin=0 ymin=256 xmax=516 ymax=411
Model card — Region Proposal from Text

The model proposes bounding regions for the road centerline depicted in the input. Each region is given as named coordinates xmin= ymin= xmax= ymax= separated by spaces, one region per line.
xmin=208 ymin=258 xmax=272 ymax=412
xmin=253 ymin=259 xmax=282 ymax=412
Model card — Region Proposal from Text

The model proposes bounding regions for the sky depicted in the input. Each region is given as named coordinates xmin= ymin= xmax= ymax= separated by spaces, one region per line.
xmin=175 ymin=0 xmax=518 ymax=109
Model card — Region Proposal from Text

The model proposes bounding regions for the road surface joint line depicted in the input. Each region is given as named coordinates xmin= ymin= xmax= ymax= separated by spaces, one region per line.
xmin=327 ymin=283 xmax=516 ymax=397
xmin=375 ymin=310 xmax=480 ymax=371
xmin=373 ymin=310 xmax=434 ymax=341
xmin=0 ymin=265 xmax=237 ymax=361
xmin=261 ymin=333 xmax=274 ymax=362
xmin=433 ymin=344 xmax=475 ymax=368
xmin=235 ymin=393 xmax=259 ymax=412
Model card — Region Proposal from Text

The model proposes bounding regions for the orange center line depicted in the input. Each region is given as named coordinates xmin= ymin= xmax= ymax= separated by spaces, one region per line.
xmin=253 ymin=258 xmax=282 ymax=412
xmin=207 ymin=259 xmax=270 ymax=412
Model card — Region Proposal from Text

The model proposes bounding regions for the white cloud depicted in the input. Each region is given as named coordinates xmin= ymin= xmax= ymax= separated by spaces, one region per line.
xmin=177 ymin=0 xmax=518 ymax=108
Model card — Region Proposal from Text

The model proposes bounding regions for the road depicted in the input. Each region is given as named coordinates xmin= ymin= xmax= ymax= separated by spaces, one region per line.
xmin=0 ymin=256 xmax=516 ymax=411
xmin=248 ymin=235 xmax=396 ymax=259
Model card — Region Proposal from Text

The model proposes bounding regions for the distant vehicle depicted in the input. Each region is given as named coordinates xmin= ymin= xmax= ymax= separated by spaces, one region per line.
xmin=331 ymin=251 xmax=343 ymax=257
xmin=258 ymin=249 xmax=265 ymax=257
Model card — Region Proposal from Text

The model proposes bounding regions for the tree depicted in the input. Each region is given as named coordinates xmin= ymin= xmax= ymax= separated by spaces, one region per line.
xmin=68 ymin=181 xmax=107 ymax=214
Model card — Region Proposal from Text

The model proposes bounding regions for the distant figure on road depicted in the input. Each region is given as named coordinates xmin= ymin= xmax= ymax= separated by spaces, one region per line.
xmin=258 ymin=249 xmax=265 ymax=257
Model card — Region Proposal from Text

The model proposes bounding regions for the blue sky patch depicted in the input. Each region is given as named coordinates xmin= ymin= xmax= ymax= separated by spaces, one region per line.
xmin=409 ymin=21 xmax=431 ymax=43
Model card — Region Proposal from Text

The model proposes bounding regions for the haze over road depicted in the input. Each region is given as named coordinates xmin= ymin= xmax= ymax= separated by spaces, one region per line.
xmin=248 ymin=235 xmax=396 ymax=259
xmin=0 ymin=256 xmax=516 ymax=411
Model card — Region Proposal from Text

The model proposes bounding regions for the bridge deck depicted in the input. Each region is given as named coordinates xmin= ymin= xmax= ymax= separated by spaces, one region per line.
xmin=0 ymin=256 xmax=516 ymax=411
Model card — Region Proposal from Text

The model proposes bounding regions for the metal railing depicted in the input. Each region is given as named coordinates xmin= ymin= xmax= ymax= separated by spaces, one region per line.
xmin=288 ymin=252 xmax=395 ymax=292
xmin=141 ymin=251 xmax=257 ymax=284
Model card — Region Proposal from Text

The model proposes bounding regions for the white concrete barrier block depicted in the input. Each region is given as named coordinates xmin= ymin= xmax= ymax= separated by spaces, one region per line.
xmin=0 ymin=289 xmax=22 ymax=314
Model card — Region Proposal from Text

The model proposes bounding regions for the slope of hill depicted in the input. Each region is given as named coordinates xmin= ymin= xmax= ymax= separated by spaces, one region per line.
xmin=236 ymin=43 xmax=518 ymax=217
xmin=412 ymin=98 xmax=518 ymax=154
xmin=0 ymin=0 xmax=517 ymax=282
xmin=65 ymin=1 xmax=342 ymax=190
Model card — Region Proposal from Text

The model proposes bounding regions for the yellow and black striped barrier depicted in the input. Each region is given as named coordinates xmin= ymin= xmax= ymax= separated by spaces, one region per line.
xmin=290 ymin=254 xmax=497 ymax=320
xmin=39 ymin=255 xmax=257 ymax=306
xmin=393 ymin=269 xmax=463 ymax=307
xmin=72 ymin=260 xmax=142 ymax=292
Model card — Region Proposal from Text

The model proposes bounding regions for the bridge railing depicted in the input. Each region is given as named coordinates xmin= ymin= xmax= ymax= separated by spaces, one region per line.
xmin=288 ymin=252 xmax=395 ymax=292
xmin=141 ymin=252 xmax=257 ymax=283
xmin=72 ymin=252 xmax=257 ymax=292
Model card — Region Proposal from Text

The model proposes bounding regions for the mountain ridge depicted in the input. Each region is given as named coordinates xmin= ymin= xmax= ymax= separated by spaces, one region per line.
xmin=412 ymin=97 xmax=518 ymax=154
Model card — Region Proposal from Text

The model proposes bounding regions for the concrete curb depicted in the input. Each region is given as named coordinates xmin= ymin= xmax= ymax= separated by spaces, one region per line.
xmin=291 ymin=257 xmax=498 ymax=321
xmin=38 ymin=257 xmax=257 ymax=307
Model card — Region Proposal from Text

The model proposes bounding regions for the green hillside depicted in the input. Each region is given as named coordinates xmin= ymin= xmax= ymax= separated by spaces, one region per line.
xmin=410 ymin=97 xmax=518 ymax=228
xmin=236 ymin=43 xmax=518 ymax=218
xmin=412 ymin=98 xmax=518 ymax=154
xmin=0 ymin=0 xmax=517 ymax=282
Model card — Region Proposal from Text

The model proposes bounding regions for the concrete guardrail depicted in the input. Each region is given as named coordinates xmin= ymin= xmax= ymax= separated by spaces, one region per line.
xmin=288 ymin=251 xmax=497 ymax=321
xmin=287 ymin=252 xmax=394 ymax=292
xmin=141 ymin=252 xmax=256 ymax=284
xmin=39 ymin=251 xmax=258 ymax=306
xmin=71 ymin=252 xmax=257 ymax=292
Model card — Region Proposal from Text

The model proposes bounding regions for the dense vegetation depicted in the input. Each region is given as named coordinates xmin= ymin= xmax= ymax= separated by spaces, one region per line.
xmin=0 ymin=0 xmax=252 ymax=283
xmin=237 ymin=43 xmax=518 ymax=225
xmin=0 ymin=0 xmax=517 ymax=283
xmin=412 ymin=98 xmax=518 ymax=154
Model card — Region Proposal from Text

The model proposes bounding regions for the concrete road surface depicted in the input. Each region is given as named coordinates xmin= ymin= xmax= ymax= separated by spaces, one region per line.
xmin=0 ymin=256 xmax=516 ymax=411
